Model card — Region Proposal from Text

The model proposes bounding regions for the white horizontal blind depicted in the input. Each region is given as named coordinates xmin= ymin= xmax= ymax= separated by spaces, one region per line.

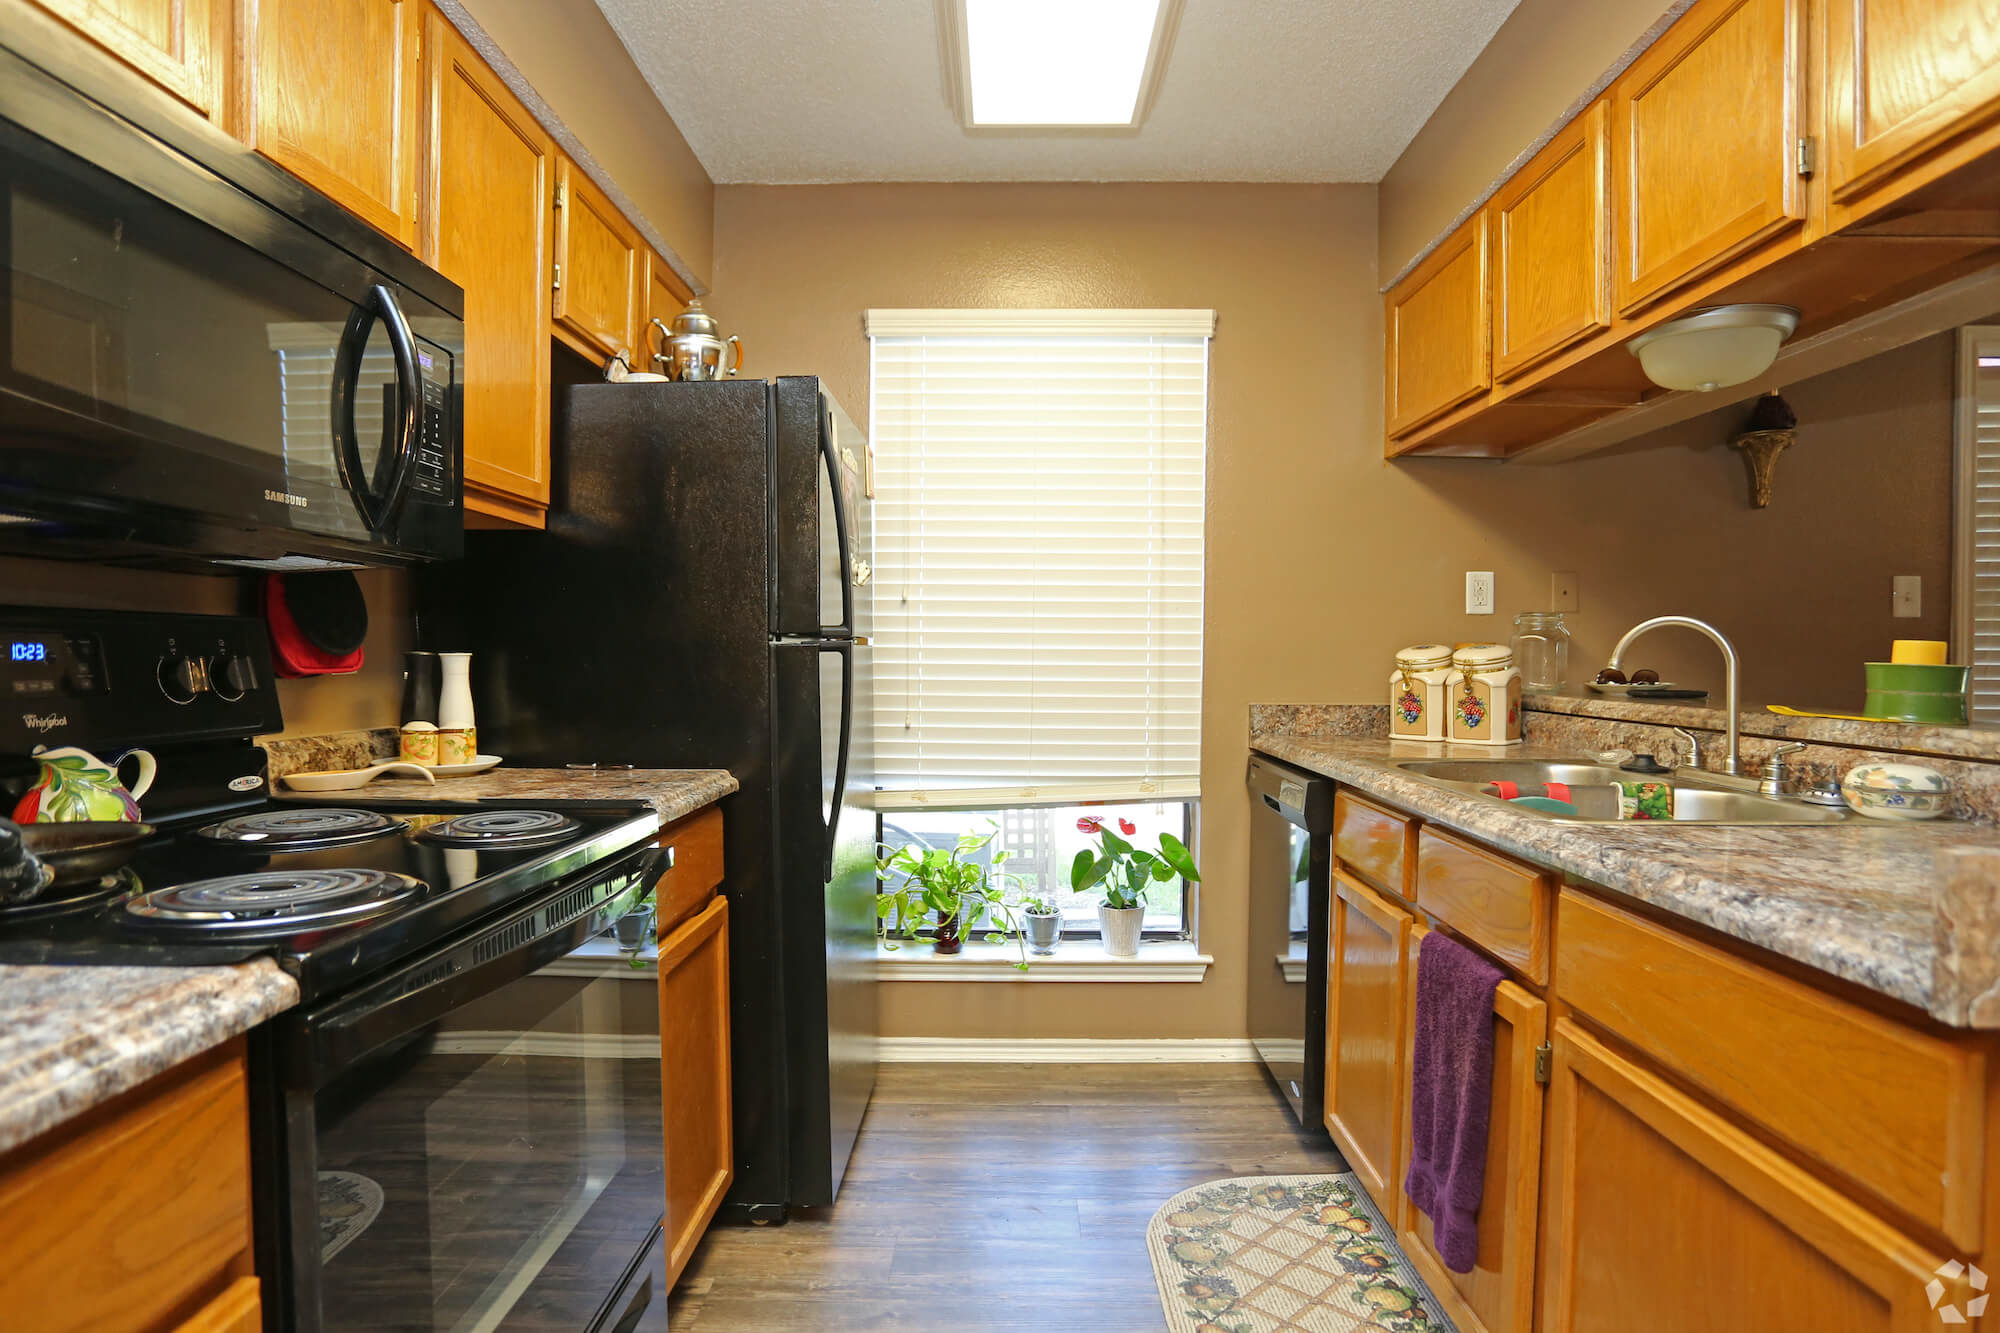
xmin=868 ymin=309 xmax=1212 ymax=798
xmin=1959 ymin=328 xmax=2000 ymax=723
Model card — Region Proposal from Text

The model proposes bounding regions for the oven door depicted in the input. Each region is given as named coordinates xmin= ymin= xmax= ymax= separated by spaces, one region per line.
xmin=0 ymin=41 xmax=463 ymax=567
xmin=274 ymin=853 xmax=668 ymax=1332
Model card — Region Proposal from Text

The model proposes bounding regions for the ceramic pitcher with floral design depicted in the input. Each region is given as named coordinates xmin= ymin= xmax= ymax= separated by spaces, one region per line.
xmin=12 ymin=745 xmax=157 ymax=822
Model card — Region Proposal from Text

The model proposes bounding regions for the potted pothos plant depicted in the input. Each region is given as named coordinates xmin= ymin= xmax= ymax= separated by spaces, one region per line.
xmin=1020 ymin=895 xmax=1062 ymax=956
xmin=1071 ymin=816 xmax=1200 ymax=957
xmin=876 ymin=826 xmax=1027 ymax=968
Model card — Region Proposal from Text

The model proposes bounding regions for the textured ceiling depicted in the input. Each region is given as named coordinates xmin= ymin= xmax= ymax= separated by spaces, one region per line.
xmin=591 ymin=0 xmax=1522 ymax=184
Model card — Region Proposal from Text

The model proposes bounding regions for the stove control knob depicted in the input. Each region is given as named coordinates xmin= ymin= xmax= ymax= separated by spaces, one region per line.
xmin=211 ymin=653 xmax=254 ymax=702
xmin=156 ymin=652 xmax=206 ymax=704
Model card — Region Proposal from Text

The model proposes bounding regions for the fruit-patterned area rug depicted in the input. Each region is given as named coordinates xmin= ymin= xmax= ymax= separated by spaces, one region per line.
xmin=1147 ymin=1175 xmax=1456 ymax=1332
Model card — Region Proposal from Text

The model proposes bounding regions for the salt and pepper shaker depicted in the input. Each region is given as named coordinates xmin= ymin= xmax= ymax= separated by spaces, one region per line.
xmin=436 ymin=653 xmax=477 ymax=766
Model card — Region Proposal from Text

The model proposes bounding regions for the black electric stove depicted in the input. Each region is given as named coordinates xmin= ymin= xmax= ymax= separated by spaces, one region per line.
xmin=2 ymin=608 xmax=677 ymax=1332
xmin=0 ymin=793 xmax=662 ymax=1001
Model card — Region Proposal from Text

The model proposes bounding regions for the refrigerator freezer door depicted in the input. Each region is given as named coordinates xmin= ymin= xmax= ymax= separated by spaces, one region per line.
xmin=773 ymin=379 xmax=871 ymax=638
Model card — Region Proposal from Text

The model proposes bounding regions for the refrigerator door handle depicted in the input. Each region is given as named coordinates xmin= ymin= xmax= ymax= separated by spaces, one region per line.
xmin=821 ymin=637 xmax=853 ymax=883
xmin=818 ymin=403 xmax=855 ymax=638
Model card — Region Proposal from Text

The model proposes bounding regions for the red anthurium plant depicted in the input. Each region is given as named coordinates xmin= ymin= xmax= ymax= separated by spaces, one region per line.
xmin=1071 ymin=816 xmax=1201 ymax=911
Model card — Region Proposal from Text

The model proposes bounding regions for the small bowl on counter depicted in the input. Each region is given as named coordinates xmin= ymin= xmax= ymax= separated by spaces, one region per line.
xmin=1839 ymin=762 xmax=1952 ymax=821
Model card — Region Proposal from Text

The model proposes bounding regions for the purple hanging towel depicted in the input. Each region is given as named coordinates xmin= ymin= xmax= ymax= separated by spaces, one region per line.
xmin=1403 ymin=929 xmax=1505 ymax=1273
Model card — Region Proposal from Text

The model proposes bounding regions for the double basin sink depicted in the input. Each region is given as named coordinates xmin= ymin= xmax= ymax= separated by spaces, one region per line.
xmin=1395 ymin=760 xmax=1849 ymax=826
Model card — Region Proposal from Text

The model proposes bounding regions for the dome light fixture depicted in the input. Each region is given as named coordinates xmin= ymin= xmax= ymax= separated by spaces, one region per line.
xmin=1626 ymin=304 xmax=1800 ymax=393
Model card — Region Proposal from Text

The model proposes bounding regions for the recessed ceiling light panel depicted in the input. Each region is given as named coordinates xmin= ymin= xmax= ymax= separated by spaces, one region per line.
xmin=941 ymin=0 xmax=1181 ymax=130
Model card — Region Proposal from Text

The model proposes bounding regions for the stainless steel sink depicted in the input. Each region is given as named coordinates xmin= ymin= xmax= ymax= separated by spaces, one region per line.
xmin=1393 ymin=759 xmax=1850 ymax=825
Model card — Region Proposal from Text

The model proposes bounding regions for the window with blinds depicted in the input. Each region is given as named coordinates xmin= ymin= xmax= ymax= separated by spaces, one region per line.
xmin=1957 ymin=326 xmax=2000 ymax=724
xmin=866 ymin=309 xmax=1212 ymax=802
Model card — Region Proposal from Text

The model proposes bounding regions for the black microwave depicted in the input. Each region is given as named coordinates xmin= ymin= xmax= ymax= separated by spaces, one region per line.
xmin=0 ymin=28 xmax=465 ymax=569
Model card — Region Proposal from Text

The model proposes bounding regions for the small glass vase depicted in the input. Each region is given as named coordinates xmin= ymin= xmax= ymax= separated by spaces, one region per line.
xmin=932 ymin=906 xmax=964 ymax=956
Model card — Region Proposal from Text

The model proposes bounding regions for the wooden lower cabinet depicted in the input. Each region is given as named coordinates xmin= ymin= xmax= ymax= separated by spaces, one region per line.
xmin=659 ymin=892 xmax=733 ymax=1288
xmin=1396 ymin=921 xmax=1544 ymax=1333
xmin=172 ymin=1277 xmax=261 ymax=1333
xmin=1539 ymin=1019 xmax=1960 ymax=1333
xmin=0 ymin=1039 xmax=257 ymax=1333
xmin=1323 ymin=871 xmax=1411 ymax=1208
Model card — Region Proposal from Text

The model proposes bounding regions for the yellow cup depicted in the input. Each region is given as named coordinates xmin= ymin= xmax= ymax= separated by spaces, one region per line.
xmin=1891 ymin=639 xmax=1949 ymax=666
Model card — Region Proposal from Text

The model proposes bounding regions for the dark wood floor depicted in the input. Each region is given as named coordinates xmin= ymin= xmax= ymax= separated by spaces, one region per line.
xmin=668 ymin=1063 xmax=1345 ymax=1331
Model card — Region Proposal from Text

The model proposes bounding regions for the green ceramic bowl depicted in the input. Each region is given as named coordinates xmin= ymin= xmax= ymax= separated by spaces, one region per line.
xmin=1862 ymin=662 xmax=1969 ymax=724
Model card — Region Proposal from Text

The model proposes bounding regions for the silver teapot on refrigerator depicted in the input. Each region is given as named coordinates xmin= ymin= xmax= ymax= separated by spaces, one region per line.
xmin=648 ymin=298 xmax=745 ymax=382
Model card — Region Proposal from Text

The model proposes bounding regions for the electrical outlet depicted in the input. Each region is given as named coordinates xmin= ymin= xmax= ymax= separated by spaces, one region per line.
xmin=1551 ymin=571 xmax=1579 ymax=613
xmin=1466 ymin=571 xmax=1495 ymax=615
xmin=1893 ymin=575 xmax=1922 ymax=618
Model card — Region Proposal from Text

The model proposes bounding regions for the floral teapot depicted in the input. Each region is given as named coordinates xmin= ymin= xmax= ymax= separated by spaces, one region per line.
xmin=12 ymin=745 xmax=156 ymax=823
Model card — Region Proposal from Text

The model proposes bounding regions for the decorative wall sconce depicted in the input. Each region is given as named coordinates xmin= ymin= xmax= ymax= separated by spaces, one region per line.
xmin=1729 ymin=391 xmax=1796 ymax=508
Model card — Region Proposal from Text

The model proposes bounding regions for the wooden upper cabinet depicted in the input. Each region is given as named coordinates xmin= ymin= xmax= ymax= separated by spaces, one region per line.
xmin=1398 ymin=920 xmax=1545 ymax=1333
xmin=240 ymin=0 xmax=421 ymax=248
xmin=659 ymin=893 xmax=733 ymax=1289
xmin=640 ymin=249 xmax=695 ymax=376
xmin=552 ymin=157 xmax=643 ymax=366
xmin=1323 ymin=871 xmax=1412 ymax=1210
xmin=421 ymin=10 xmax=553 ymax=525
xmin=25 ymin=0 xmax=229 ymax=119
xmin=1609 ymin=0 xmax=1806 ymax=314
xmin=1824 ymin=0 xmax=2000 ymax=210
xmin=1540 ymin=1019 xmax=1958 ymax=1333
xmin=1385 ymin=214 xmax=1489 ymax=440
xmin=1491 ymin=99 xmax=1610 ymax=381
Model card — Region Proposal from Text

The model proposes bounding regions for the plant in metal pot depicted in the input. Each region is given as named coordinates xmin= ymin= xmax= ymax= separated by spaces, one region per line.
xmin=876 ymin=825 xmax=1027 ymax=968
xmin=1020 ymin=895 xmax=1063 ymax=957
xmin=1071 ymin=816 xmax=1200 ymax=957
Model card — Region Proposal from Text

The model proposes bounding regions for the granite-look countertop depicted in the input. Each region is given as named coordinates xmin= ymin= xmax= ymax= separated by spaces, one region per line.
xmin=1253 ymin=733 xmax=2000 ymax=1028
xmin=0 ymin=960 xmax=298 ymax=1154
xmin=281 ymin=766 xmax=740 ymax=826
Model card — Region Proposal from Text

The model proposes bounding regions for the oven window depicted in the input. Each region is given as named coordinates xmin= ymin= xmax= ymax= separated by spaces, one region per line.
xmin=312 ymin=965 xmax=662 ymax=1332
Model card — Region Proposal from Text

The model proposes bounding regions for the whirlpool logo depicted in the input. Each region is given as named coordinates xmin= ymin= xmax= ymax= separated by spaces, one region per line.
xmin=21 ymin=713 xmax=67 ymax=734
xmin=264 ymin=489 xmax=309 ymax=508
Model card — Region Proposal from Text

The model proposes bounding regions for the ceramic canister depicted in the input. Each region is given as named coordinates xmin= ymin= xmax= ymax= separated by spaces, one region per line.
xmin=1389 ymin=644 xmax=1455 ymax=741
xmin=1447 ymin=643 xmax=1523 ymax=746
xmin=436 ymin=653 xmax=476 ymax=765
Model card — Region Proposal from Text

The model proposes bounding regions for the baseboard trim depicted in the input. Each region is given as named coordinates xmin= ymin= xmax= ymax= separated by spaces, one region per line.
xmin=878 ymin=1037 xmax=1261 ymax=1063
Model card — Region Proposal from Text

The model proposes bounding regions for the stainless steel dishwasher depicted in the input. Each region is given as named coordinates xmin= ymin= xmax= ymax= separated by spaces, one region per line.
xmin=1246 ymin=753 xmax=1335 ymax=1129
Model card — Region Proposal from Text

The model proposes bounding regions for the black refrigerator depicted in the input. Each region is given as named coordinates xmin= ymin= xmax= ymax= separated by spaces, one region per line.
xmin=425 ymin=375 xmax=877 ymax=1219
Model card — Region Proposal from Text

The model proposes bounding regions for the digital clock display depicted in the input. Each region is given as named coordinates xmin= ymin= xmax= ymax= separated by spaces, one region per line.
xmin=9 ymin=641 xmax=48 ymax=663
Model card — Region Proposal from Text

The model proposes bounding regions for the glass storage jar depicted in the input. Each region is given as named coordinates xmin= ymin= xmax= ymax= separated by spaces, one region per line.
xmin=1511 ymin=611 xmax=1572 ymax=693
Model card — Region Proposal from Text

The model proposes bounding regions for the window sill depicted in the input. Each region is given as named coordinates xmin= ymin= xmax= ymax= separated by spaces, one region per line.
xmin=874 ymin=938 xmax=1212 ymax=982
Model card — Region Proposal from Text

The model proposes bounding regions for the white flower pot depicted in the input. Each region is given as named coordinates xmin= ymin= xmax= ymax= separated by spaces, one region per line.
xmin=1097 ymin=904 xmax=1145 ymax=957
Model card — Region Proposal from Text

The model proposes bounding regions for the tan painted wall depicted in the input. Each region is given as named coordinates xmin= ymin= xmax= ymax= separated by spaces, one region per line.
xmin=1377 ymin=0 xmax=1670 ymax=279
xmin=709 ymin=182 xmax=1960 ymax=1041
xmin=0 ymin=559 xmax=411 ymax=739
xmin=457 ymin=0 xmax=715 ymax=287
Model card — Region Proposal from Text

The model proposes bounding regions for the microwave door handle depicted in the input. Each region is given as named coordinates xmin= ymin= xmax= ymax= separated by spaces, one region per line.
xmin=368 ymin=283 xmax=422 ymax=525
xmin=329 ymin=303 xmax=383 ymax=529
xmin=818 ymin=405 xmax=854 ymax=637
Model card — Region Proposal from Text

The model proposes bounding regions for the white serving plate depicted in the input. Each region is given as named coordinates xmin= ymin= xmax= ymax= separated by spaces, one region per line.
xmin=429 ymin=754 xmax=504 ymax=778
xmin=281 ymin=761 xmax=436 ymax=792
xmin=1587 ymin=680 xmax=1679 ymax=695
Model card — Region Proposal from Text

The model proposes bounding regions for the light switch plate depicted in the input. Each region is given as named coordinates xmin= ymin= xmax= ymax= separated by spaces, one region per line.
xmin=1551 ymin=571 xmax=1579 ymax=613
xmin=1892 ymin=575 xmax=1921 ymax=618
xmin=1466 ymin=571 xmax=1495 ymax=615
